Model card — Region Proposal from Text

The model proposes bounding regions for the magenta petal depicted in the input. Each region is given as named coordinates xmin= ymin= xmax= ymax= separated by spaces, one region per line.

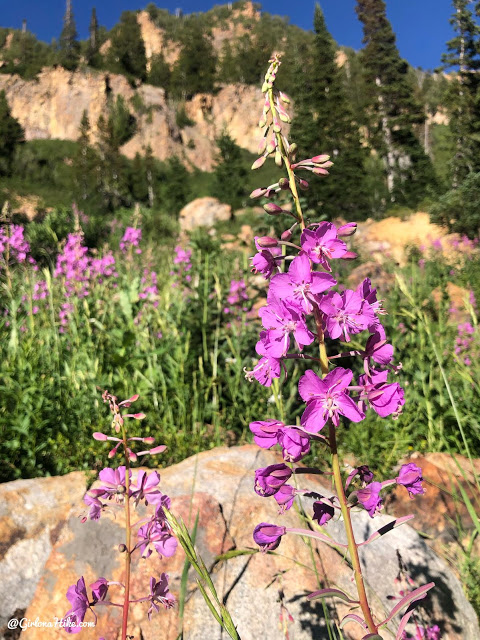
xmin=298 ymin=370 xmax=326 ymax=401
xmin=338 ymin=394 xmax=365 ymax=423
xmin=288 ymin=253 xmax=312 ymax=284
xmin=301 ymin=400 xmax=328 ymax=433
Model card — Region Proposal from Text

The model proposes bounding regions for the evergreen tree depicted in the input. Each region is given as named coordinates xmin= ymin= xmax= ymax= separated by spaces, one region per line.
xmin=212 ymin=131 xmax=248 ymax=212
xmin=441 ymin=0 xmax=480 ymax=184
xmin=290 ymin=4 xmax=369 ymax=219
xmin=87 ymin=8 xmax=101 ymax=68
xmin=73 ymin=111 xmax=100 ymax=205
xmin=158 ymin=157 xmax=189 ymax=215
xmin=59 ymin=0 xmax=80 ymax=71
xmin=108 ymin=11 xmax=147 ymax=82
xmin=96 ymin=111 xmax=131 ymax=211
xmin=170 ymin=19 xmax=217 ymax=99
xmin=0 ymin=90 xmax=24 ymax=176
xmin=148 ymin=53 xmax=171 ymax=91
xmin=356 ymin=0 xmax=436 ymax=205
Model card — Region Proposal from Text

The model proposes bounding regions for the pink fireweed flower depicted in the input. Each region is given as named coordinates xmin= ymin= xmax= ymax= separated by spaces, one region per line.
xmin=245 ymin=340 xmax=283 ymax=387
xmin=137 ymin=520 xmax=177 ymax=559
xmin=131 ymin=470 xmax=163 ymax=505
xmin=147 ymin=575 xmax=175 ymax=619
xmin=319 ymin=290 xmax=376 ymax=342
xmin=299 ymin=368 xmax=364 ymax=432
xmin=258 ymin=296 xmax=314 ymax=357
xmin=278 ymin=427 xmax=311 ymax=462
xmin=249 ymin=419 xmax=285 ymax=449
xmin=358 ymin=371 xmax=405 ymax=418
xmin=173 ymin=245 xmax=192 ymax=264
xmin=90 ymin=578 xmax=109 ymax=603
xmin=274 ymin=484 xmax=296 ymax=512
xmin=269 ymin=253 xmax=336 ymax=314
xmin=312 ymin=497 xmax=335 ymax=526
xmin=96 ymin=466 xmax=131 ymax=501
xmin=254 ymin=463 xmax=293 ymax=497
xmin=345 ymin=465 xmax=374 ymax=490
xmin=120 ymin=226 xmax=142 ymax=253
xmin=357 ymin=481 xmax=383 ymax=517
xmin=61 ymin=577 xmax=95 ymax=634
xmin=82 ymin=492 xmax=105 ymax=521
xmin=253 ymin=522 xmax=286 ymax=552
xmin=363 ymin=329 xmax=394 ymax=371
xmin=300 ymin=223 xmax=347 ymax=271
xmin=396 ymin=463 xmax=425 ymax=498
xmin=251 ymin=236 xmax=282 ymax=279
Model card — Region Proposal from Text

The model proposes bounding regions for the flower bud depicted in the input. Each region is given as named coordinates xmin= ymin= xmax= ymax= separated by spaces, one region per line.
xmin=93 ymin=432 xmax=108 ymax=441
xmin=278 ymin=177 xmax=290 ymax=190
xmin=143 ymin=436 xmax=155 ymax=444
xmin=337 ymin=222 xmax=357 ymax=237
xmin=275 ymin=150 xmax=282 ymax=166
xmin=148 ymin=445 xmax=167 ymax=455
xmin=251 ymin=156 xmax=266 ymax=170
xmin=288 ymin=143 xmax=297 ymax=157
xmin=253 ymin=522 xmax=286 ymax=552
xmin=341 ymin=251 xmax=358 ymax=260
xmin=263 ymin=202 xmax=283 ymax=215
xmin=279 ymin=91 xmax=291 ymax=104
xmin=266 ymin=139 xmax=276 ymax=155
xmin=279 ymin=111 xmax=291 ymax=123
xmin=273 ymin=119 xmax=282 ymax=133
xmin=297 ymin=178 xmax=309 ymax=191
xmin=257 ymin=236 xmax=279 ymax=248
xmin=281 ymin=229 xmax=293 ymax=241
xmin=118 ymin=544 xmax=127 ymax=553
xmin=258 ymin=138 xmax=267 ymax=155
xmin=312 ymin=154 xmax=330 ymax=164
xmin=312 ymin=167 xmax=329 ymax=176
xmin=250 ymin=187 xmax=268 ymax=199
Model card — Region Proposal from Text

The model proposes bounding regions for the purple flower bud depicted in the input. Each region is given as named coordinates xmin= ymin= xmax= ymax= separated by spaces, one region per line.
xmin=250 ymin=187 xmax=268 ymax=199
xmin=279 ymin=427 xmax=310 ymax=462
xmin=253 ymin=522 xmax=286 ymax=551
xmin=263 ymin=202 xmax=283 ymax=215
xmin=340 ymin=251 xmax=358 ymax=260
xmin=274 ymin=484 xmax=296 ymax=512
xmin=93 ymin=432 xmax=108 ymax=441
xmin=257 ymin=236 xmax=279 ymax=248
xmin=297 ymin=178 xmax=309 ymax=190
xmin=278 ymin=177 xmax=290 ymax=190
xmin=311 ymin=154 xmax=330 ymax=164
xmin=396 ymin=463 xmax=425 ymax=498
xmin=255 ymin=463 xmax=292 ymax=497
xmin=281 ymin=229 xmax=293 ymax=241
xmin=312 ymin=498 xmax=335 ymax=526
xmin=337 ymin=222 xmax=357 ymax=237
xmin=252 ymin=156 xmax=266 ymax=170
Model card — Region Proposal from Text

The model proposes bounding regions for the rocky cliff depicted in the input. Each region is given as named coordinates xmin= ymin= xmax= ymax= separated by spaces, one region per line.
xmin=0 ymin=67 xmax=262 ymax=171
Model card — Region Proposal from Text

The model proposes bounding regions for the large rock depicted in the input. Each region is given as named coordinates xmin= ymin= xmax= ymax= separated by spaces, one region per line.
xmin=179 ymin=197 xmax=231 ymax=231
xmin=0 ymin=446 xmax=475 ymax=640
xmin=0 ymin=472 xmax=86 ymax=637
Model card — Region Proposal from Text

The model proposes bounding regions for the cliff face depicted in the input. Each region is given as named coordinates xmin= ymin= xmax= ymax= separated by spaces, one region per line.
xmin=0 ymin=67 xmax=263 ymax=171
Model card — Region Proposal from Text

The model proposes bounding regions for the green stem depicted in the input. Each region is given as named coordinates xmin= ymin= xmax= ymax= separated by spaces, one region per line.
xmin=121 ymin=425 xmax=132 ymax=640
xmin=329 ymin=422 xmax=377 ymax=634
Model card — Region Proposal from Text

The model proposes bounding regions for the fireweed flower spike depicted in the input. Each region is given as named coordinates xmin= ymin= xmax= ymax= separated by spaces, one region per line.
xmin=246 ymin=54 xmax=434 ymax=638
xmin=64 ymin=391 xmax=176 ymax=639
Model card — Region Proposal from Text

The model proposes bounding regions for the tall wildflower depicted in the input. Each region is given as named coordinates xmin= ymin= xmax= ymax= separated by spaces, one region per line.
xmin=246 ymin=55 xmax=435 ymax=638
xmin=61 ymin=392 xmax=176 ymax=637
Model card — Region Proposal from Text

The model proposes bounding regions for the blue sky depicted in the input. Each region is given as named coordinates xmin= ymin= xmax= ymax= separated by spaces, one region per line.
xmin=1 ymin=1 xmax=456 ymax=71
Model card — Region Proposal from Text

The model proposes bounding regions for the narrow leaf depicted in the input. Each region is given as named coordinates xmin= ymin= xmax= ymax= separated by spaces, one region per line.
xmin=339 ymin=613 xmax=368 ymax=630
xmin=358 ymin=515 xmax=415 ymax=547
xmin=395 ymin=609 xmax=416 ymax=640
xmin=196 ymin=580 xmax=223 ymax=626
xmin=379 ymin=582 xmax=435 ymax=627
xmin=308 ymin=588 xmax=360 ymax=604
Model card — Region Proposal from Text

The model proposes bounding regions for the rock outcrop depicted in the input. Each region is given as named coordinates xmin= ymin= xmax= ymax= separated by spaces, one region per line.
xmin=0 ymin=69 xmax=262 ymax=171
xmin=179 ymin=197 xmax=231 ymax=230
xmin=0 ymin=446 xmax=478 ymax=640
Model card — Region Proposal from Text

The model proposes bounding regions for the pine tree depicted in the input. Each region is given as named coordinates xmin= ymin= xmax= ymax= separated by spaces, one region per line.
xmin=170 ymin=19 xmax=217 ymax=99
xmin=108 ymin=11 xmax=147 ymax=82
xmin=355 ymin=0 xmax=436 ymax=205
xmin=96 ymin=112 xmax=131 ymax=211
xmin=59 ymin=0 xmax=80 ymax=71
xmin=73 ymin=111 xmax=100 ymax=205
xmin=212 ymin=132 xmax=248 ymax=212
xmin=290 ymin=4 xmax=370 ymax=219
xmin=87 ymin=8 xmax=101 ymax=68
xmin=148 ymin=53 xmax=171 ymax=92
xmin=0 ymin=91 xmax=24 ymax=176
xmin=441 ymin=0 xmax=480 ymax=184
